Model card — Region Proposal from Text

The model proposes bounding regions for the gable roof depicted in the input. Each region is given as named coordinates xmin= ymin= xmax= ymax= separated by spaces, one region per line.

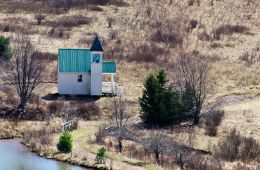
xmin=58 ymin=48 xmax=116 ymax=73
xmin=90 ymin=36 xmax=103 ymax=52
xmin=58 ymin=48 xmax=91 ymax=72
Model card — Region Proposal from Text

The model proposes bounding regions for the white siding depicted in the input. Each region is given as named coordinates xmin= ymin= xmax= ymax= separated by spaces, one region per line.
xmin=91 ymin=63 xmax=102 ymax=96
xmin=58 ymin=72 xmax=90 ymax=95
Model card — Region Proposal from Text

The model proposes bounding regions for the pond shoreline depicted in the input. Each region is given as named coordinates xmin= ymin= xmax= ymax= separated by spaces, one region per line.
xmin=0 ymin=131 xmax=106 ymax=170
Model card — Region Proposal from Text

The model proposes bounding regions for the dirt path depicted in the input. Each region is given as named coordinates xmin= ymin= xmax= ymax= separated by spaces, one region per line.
xmin=71 ymin=121 xmax=149 ymax=170
xmin=207 ymin=93 xmax=260 ymax=111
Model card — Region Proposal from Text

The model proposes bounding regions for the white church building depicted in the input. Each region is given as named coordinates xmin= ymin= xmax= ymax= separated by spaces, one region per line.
xmin=58 ymin=36 xmax=117 ymax=96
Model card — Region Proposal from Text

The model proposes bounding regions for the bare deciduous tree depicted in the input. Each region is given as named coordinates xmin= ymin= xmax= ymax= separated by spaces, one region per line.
xmin=112 ymin=96 xmax=131 ymax=153
xmin=142 ymin=131 xmax=169 ymax=165
xmin=53 ymin=0 xmax=72 ymax=13
xmin=173 ymin=53 xmax=212 ymax=124
xmin=9 ymin=34 xmax=46 ymax=112
xmin=64 ymin=0 xmax=73 ymax=11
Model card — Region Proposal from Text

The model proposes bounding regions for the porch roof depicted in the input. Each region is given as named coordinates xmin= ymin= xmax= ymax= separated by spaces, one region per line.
xmin=102 ymin=61 xmax=116 ymax=74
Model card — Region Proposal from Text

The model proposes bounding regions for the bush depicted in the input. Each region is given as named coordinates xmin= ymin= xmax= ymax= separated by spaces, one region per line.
xmin=34 ymin=14 xmax=45 ymax=25
xmin=47 ymin=102 xmax=60 ymax=115
xmin=33 ymin=51 xmax=58 ymax=62
xmin=214 ymin=129 xmax=241 ymax=161
xmin=198 ymin=31 xmax=211 ymax=41
xmin=151 ymin=30 xmax=183 ymax=48
xmin=214 ymin=128 xmax=260 ymax=161
xmin=139 ymin=70 xmax=184 ymax=126
xmin=95 ymin=126 xmax=107 ymax=144
xmin=204 ymin=110 xmax=224 ymax=136
xmin=3 ymin=25 xmax=10 ymax=32
xmin=76 ymin=103 xmax=101 ymax=120
xmin=48 ymin=26 xmax=70 ymax=39
xmin=188 ymin=0 xmax=194 ymax=6
xmin=189 ymin=19 xmax=198 ymax=30
xmin=0 ymin=35 xmax=12 ymax=59
xmin=48 ymin=15 xmax=91 ymax=29
xmin=95 ymin=147 xmax=108 ymax=164
xmin=213 ymin=25 xmax=249 ymax=40
xmin=57 ymin=131 xmax=73 ymax=153
xmin=127 ymin=44 xmax=167 ymax=62
xmin=239 ymin=136 xmax=260 ymax=161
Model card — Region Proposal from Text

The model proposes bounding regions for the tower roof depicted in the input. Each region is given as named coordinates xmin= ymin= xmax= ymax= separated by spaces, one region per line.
xmin=90 ymin=35 xmax=103 ymax=52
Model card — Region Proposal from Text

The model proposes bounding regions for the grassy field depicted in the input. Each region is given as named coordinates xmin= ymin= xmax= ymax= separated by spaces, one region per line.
xmin=0 ymin=0 xmax=260 ymax=169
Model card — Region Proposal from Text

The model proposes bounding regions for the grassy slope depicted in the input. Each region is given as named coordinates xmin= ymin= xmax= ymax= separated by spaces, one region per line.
xmin=0 ymin=0 xmax=260 ymax=169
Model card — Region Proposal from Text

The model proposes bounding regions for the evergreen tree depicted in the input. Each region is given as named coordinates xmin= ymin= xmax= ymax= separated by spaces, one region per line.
xmin=0 ymin=35 xmax=12 ymax=59
xmin=57 ymin=131 xmax=73 ymax=153
xmin=139 ymin=70 xmax=184 ymax=126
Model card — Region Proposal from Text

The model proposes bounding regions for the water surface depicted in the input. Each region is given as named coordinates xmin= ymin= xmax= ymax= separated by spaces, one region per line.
xmin=0 ymin=139 xmax=87 ymax=170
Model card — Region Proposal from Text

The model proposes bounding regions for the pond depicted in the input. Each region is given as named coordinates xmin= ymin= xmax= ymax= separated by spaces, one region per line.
xmin=0 ymin=139 xmax=88 ymax=170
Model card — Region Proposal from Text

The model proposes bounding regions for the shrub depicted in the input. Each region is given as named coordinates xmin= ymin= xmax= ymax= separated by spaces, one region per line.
xmin=214 ymin=129 xmax=241 ymax=161
xmin=57 ymin=131 xmax=73 ymax=153
xmin=239 ymin=136 xmax=260 ymax=161
xmin=127 ymin=44 xmax=167 ymax=62
xmin=210 ymin=42 xmax=222 ymax=49
xmin=188 ymin=0 xmax=194 ymax=6
xmin=28 ymin=107 xmax=48 ymax=120
xmin=33 ymin=51 xmax=58 ymax=62
xmin=95 ymin=126 xmax=107 ymax=144
xmin=48 ymin=26 xmax=70 ymax=39
xmin=3 ymin=25 xmax=10 ymax=32
xmin=213 ymin=25 xmax=249 ymax=40
xmin=151 ymin=30 xmax=183 ymax=48
xmin=204 ymin=110 xmax=224 ymax=136
xmin=76 ymin=103 xmax=101 ymax=120
xmin=214 ymin=128 xmax=260 ymax=161
xmin=0 ymin=35 xmax=12 ymax=59
xmin=47 ymin=102 xmax=60 ymax=115
xmin=189 ymin=19 xmax=198 ymax=30
xmin=106 ymin=17 xmax=115 ymax=28
xmin=198 ymin=31 xmax=211 ymax=41
xmin=239 ymin=51 xmax=259 ymax=66
xmin=139 ymin=70 xmax=184 ymax=126
xmin=34 ymin=14 xmax=46 ymax=25
xmin=48 ymin=15 xmax=91 ymax=29
xmin=95 ymin=147 xmax=108 ymax=164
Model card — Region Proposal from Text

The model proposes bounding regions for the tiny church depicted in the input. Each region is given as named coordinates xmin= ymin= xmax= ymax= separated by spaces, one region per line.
xmin=58 ymin=36 xmax=116 ymax=96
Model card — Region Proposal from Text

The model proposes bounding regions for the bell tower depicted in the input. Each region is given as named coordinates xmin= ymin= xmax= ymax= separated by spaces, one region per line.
xmin=90 ymin=35 xmax=103 ymax=96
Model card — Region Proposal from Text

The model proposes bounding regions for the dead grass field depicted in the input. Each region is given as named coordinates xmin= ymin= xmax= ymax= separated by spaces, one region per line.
xmin=0 ymin=0 xmax=260 ymax=169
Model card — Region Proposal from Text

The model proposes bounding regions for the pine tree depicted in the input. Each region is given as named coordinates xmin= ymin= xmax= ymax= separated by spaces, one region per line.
xmin=57 ymin=131 xmax=73 ymax=153
xmin=0 ymin=35 xmax=12 ymax=59
xmin=139 ymin=70 xmax=184 ymax=126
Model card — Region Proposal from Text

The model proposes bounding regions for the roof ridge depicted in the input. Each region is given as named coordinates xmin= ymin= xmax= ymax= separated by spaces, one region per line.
xmin=59 ymin=48 xmax=90 ymax=50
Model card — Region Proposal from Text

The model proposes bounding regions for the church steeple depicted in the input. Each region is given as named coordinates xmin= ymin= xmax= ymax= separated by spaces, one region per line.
xmin=90 ymin=35 xmax=103 ymax=52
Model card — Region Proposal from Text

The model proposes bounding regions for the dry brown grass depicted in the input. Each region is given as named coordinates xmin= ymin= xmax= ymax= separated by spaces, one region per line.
xmin=0 ymin=0 xmax=260 ymax=169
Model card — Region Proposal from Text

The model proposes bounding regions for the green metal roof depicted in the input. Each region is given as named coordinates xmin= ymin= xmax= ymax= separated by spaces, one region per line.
xmin=103 ymin=61 xmax=116 ymax=73
xmin=59 ymin=48 xmax=91 ymax=72
xmin=58 ymin=48 xmax=116 ymax=73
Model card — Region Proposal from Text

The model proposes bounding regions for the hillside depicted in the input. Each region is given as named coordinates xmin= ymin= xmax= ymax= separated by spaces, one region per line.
xmin=0 ymin=0 xmax=260 ymax=169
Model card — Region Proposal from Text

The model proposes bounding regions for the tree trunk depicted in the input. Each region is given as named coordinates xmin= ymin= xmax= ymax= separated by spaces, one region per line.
xmin=118 ymin=138 xmax=122 ymax=153
xmin=193 ymin=115 xmax=200 ymax=124
xmin=155 ymin=151 xmax=160 ymax=165
xmin=193 ymin=107 xmax=200 ymax=124
xmin=18 ymin=98 xmax=27 ymax=113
